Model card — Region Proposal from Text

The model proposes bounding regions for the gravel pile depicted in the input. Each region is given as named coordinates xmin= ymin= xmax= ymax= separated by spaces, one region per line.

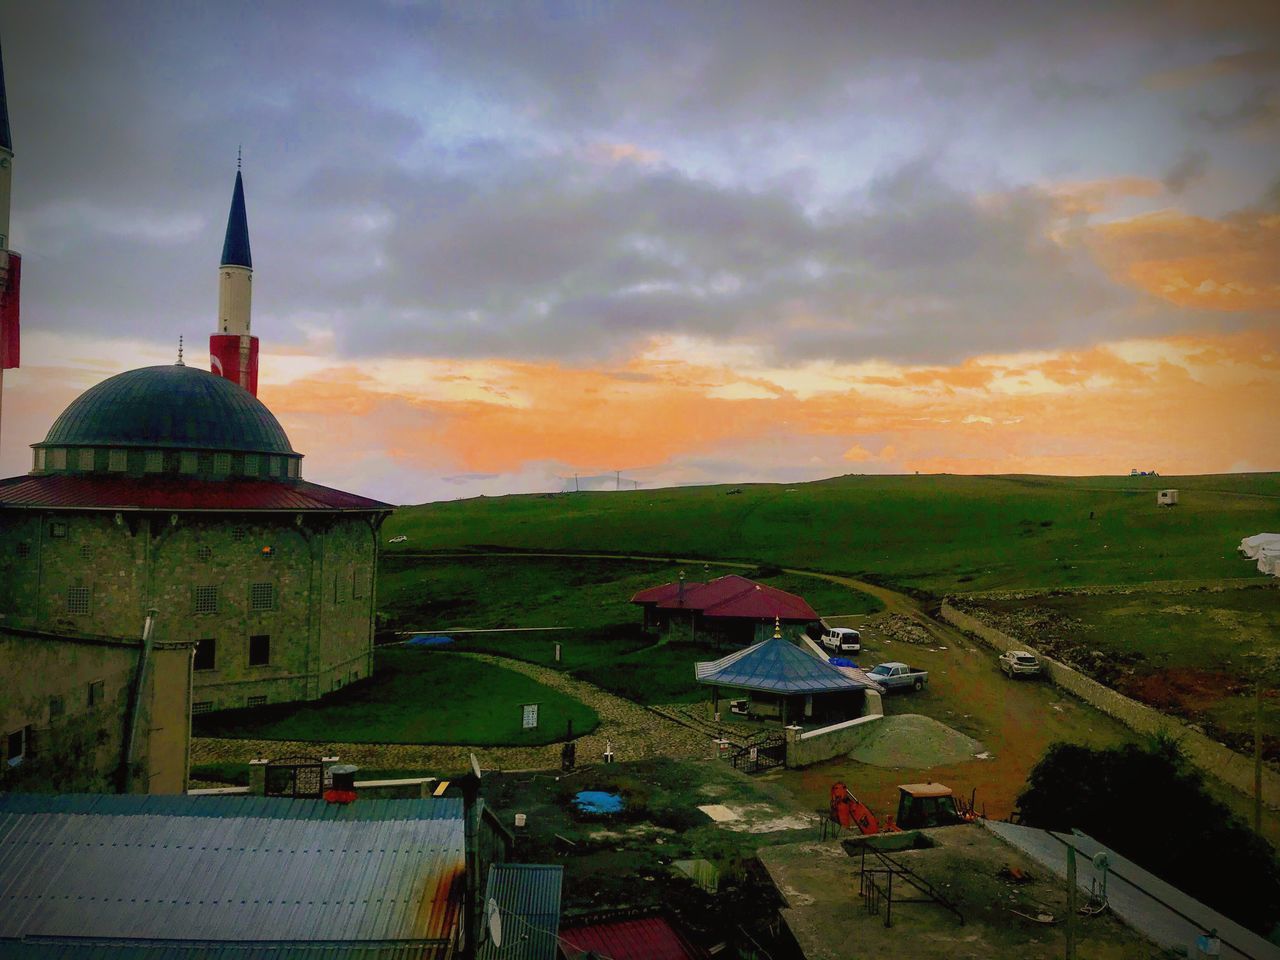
xmin=847 ymin=714 xmax=985 ymax=768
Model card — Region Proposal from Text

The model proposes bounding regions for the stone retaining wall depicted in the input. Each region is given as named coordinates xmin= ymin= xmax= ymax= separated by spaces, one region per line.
xmin=939 ymin=601 xmax=1279 ymax=809
xmin=785 ymin=689 xmax=884 ymax=768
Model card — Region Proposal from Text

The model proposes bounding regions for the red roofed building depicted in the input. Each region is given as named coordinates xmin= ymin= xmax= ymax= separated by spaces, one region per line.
xmin=632 ymin=574 xmax=818 ymax=645
xmin=559 ymin=913 xmax=703 ymax=960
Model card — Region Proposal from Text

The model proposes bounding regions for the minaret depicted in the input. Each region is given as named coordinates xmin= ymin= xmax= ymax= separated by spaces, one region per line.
xmin=209 ymin=156 xmax=259 ymax=395
xmin=0 ymin=32 xmax=23 ymax=453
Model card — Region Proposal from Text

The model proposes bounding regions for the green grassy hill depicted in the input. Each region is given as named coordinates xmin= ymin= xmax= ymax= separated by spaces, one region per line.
xmin=383 ymin=473 xmax=1280 ymax=594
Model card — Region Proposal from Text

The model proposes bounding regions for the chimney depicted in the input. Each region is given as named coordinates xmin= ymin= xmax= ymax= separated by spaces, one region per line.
xmin=324 ymin=763 xmax=359 ymax=804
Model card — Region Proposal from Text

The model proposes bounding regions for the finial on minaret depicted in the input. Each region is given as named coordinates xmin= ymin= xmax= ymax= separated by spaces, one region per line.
xmin=176 ymin=335 xmax=184 ymax=365
xmin=773 ymin=616 xmax=782 ymax=640
xmin=237 ymin=144 xmax=242 ymax=171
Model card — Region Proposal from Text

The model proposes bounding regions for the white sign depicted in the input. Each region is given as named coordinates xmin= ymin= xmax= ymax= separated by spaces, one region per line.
xmin=521 ymin=703 xmax=539 ymax=729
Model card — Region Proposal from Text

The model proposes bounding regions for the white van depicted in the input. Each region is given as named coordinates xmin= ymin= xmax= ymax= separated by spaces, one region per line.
xmin=820 ymin=627 xmax=861 ymax=653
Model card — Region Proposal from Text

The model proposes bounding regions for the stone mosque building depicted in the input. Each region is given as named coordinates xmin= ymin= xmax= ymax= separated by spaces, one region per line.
xmin=0 ymin=63 xmax=392 ymax=793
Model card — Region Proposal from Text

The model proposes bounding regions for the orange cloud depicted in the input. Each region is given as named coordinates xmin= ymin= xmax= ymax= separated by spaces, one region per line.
xmin=1145 ymin=46 xmax=1280 ymax=90
xmin=1050 ymin=177 xmax=1164 ymax=217
xmin=1085 ymin=209 xmax=1280 ymax=311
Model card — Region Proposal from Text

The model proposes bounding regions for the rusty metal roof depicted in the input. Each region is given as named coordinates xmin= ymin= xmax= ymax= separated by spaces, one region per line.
xmin=0 ymin=473 xmax=391 ymax=512
xmin=0 ymin=793 xmax=464 ymax=945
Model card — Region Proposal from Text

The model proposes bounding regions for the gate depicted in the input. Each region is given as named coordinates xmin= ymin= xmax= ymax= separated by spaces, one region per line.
xmin=265 ymin=755 xmax=325 ymax=798
xmin=730 ymin=733 xmax=786 ymax=774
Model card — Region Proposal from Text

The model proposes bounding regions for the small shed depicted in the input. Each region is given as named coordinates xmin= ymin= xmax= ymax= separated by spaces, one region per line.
xmin=1157 ymin=489 xmax=1179 ymax=507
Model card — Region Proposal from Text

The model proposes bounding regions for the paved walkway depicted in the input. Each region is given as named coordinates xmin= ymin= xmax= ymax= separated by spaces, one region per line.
xmin=192 ymin=652 xmax=715 ymax=773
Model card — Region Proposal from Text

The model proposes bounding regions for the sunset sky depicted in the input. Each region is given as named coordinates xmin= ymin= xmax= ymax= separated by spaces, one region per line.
xmin=1 ymin=1 xmax=1277 ymax=503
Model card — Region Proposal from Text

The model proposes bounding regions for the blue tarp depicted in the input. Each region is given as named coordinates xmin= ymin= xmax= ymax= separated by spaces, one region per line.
xmin=828 ymin=657 xmax=858 ymax=668
xmin=407 ymin=634 xmax=454 ymax=646
xmin=573 ymin=791 xmax=625 ymax=814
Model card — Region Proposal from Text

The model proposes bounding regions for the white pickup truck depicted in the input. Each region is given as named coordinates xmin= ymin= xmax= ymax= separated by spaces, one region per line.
xmin=866 ymin=662 xmax=929 ymax=691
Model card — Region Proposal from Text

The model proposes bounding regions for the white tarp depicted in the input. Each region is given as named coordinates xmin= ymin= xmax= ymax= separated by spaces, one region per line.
xmin=1239 ymin=533 xmax=1280 ymax=559
xmin=1258 ymin=547 xmax=1280 ymax=577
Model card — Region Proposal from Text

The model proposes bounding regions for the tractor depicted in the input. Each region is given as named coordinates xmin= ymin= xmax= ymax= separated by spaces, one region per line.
xmin=830 ymin=781 xmax=978 ymax=835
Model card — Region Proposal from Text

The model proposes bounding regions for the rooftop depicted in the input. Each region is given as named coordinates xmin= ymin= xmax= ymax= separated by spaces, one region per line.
xmin=695 ymin=636 xmax=872 ymax=693
xmin=477 ymin=864 xmax=564 ymax=960
xmin=633 ymin=575 xmax=819 ymax=621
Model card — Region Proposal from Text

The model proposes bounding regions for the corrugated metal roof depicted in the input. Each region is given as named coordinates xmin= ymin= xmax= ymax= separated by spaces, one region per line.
xmin=0 ymin=942 xmax=451 ymax=960
xmin=0 ymin=794 xmax=465 ymax=944
xmin=638 ymin=576 xmax=818 ymax=622
xmin=695 ymin=637 xmax=870 ymax=693
xmin=477 ymin=864 xmax=563 ymax=960
xmin=559 ymin=915 xmax=698 ymax=960
xmin=0 ymin=474 xmax=391 ymax=512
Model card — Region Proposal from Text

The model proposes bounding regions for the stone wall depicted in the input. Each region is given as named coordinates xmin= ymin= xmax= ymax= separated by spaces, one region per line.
xmin=939 ymin=601 xmax=1280 ymax=809
xmin=0 ymin=628 xmax=191 ymax=794
xmin=1 ymin=510 xmax=380 ymax=713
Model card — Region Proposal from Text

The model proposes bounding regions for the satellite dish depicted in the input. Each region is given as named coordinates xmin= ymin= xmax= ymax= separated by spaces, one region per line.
xmin=470 ymin=753 xmax=482 ymax=781
xmin=486 ymin=898 xmax=502 ymax=947
xmin=1092 ymin=851 xmax=1110 ymax=872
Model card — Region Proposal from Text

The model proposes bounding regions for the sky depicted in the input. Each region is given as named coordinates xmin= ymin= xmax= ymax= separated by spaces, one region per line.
xmin=0 ymin=1 xmax=1277 ymax=503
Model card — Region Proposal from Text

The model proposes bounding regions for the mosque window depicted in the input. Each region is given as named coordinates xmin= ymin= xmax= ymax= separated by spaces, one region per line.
xmin=144 ymin=450 xmax=164 ymax=473
xmin=66 ymin=586 xmax=92 ymax=615
xmin=213 ymin=453 xmax=231 ymax=475
xmin=287 ymin=459 xmax=299 ymax=478
xmin=49 ymin=522 xmax=67 ymax=539
xmin=246 ymin=695 xmax=268 ymax=708
xmin=16 ymin=542 xmax=30 ymax=559
xmin=353 ymin=567 xmax=365 ymax=600
xmin=192 ymin=701 xmax=214 ymax=716
xmin=180 ymin=452 xmax=198 ymax=474
xmin=78 ymin=449 xmax=95 ymax=471
xmin=108 ymin=449 xmax=127 ymax=472
xmin=269 ymin=457 xmax=283 ymax=478
xmin=251 ymin=582 xmax=275 ymax=611
xmin=232 ymin=527 xmax=247 ymax=542
xmin=194 ymin=638 xmax=216 ymax=671
xmin=197 ymin=545 xmax=213 ymax=562
xmin=33 ymin=449 xmax=45 ymax=471
xmin=249 ymin=634 xmax=271 ymax=666
xmin=48 ymin=695 xmax=64 ymax=720
xmin=6 ymin=727 xmax=29 ymax=765
xmin=194 ymin=585 xmax=218 ymax=615
xmin=79 ymin=544 xmax=92 ymax=561
xmin=87 ymin=679 xmax=105 ymax=708
xmin=50 ymin=449 xmax=67 ymax=470
xmin=244 ymin=454 xmax=259 ymax=477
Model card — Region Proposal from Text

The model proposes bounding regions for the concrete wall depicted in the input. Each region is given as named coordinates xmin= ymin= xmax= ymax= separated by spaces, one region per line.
xmin=940 ymin=601 xmax=1280 ymax=809
xmin=785 ymin=689 xmax=884 ymax=768
xmin=0 ymin=628 xmax=192 ymax=794
xmin=1 ymin=510 xmax=380 ymax=713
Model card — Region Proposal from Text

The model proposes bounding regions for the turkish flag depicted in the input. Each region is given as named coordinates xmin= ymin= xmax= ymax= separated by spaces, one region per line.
xmin=0 ymin=250 xmax=19 ymax=370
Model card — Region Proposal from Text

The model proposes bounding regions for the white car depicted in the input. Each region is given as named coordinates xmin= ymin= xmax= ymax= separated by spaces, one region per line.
xmin=999 ymin=650 xmax=1042 ymax=678
xmin=820 ymin=627 xmax=861 ymax=654
xmin=387 ymin=535 xmax=408 ymax=544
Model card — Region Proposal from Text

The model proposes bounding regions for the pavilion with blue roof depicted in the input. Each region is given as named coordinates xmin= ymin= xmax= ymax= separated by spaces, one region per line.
xmin=695 ymin=626 xmax=875 ymax=727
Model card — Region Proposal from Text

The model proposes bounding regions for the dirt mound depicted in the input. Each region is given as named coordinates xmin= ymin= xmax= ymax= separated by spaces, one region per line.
xmin=847 ymin=714 xmax=985 ymax=768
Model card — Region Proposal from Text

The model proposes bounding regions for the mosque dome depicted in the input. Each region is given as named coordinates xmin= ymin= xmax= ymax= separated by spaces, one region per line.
xmin=31 ymin=364 xmax=301 ymax=480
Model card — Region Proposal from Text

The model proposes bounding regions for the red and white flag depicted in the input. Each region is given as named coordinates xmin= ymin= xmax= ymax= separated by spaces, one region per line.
xmin=0 ymin=250 xmax=19 ymax=370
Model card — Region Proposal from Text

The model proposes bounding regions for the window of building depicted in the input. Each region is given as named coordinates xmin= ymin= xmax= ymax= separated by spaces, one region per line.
xmin=246 ymin=695 xmax=267 ymax=708
xmin=192 ymin=701 xmax=214 ymax=716
xmin=66 ymin=585 xmax=92 ymax=615
xmin=213 ymin=452 xmax=231 ymax=475
xmin=33 ymin=448 xmax=45 ymax=471
xmin=49 ymin=695 xmax=65 ymax=720
xmin=50 ymin=448 xmax=67 ymax=470
xmin=250 ymin=582 xmax=274 ymax=611
xmin=179 ymin=451 xmax=198 ymax=474
xmin=333 ymin=571 xmax=343 ymax=604
xmin=193 ymin=638 xmax=216 ymax=671
xmin=78 ymin=449 xmax=95 ymax=471
xmin=6 ymin=727 xmax=29 ymax=766
xmin=269 ymin=456 xmax=283 ymax=477
xmin=248 ymin=634 xmax=270 ymax=666
xmin=49 ymin=521 xmax=67 ymax=539
xmin=194 ymin=585 xmax=218 ymax=615
xmin=108 ymin=449 xmax=127 ymax=472
xmin=243 ymin=454 xmax=259 ymax=477
xmin=145 ymin=450 xmax=164 ymax=473
xmin=232 ymin=527 xmax=247 ymax=542
xmin=15 ymin=542 xmax=30 ymax=559
xmin=353 ymin=568 xmax=365 ymax=600
xmin=79 ymin=543 xmax=93 ymax=561
xmin=87 ymin=679 xmax=104 ymax=708
xmin=287 ymin=459 xmax=299 ymax=478
xmin=197 ymin=544 xmax=213 ymax=562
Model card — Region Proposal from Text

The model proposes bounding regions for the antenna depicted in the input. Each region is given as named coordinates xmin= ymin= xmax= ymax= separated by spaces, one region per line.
xmin=237 ymin=144 xmax=242 ymax=170
xmin=486 ymin=898 xmax=503 ymax=947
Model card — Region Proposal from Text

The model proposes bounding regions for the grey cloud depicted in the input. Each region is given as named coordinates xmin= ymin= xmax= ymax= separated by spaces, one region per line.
xmin=1163 ymin=149 xmax=1209 ymax=193
xmin=1192 ymin=86 xmax=1278 ymax=131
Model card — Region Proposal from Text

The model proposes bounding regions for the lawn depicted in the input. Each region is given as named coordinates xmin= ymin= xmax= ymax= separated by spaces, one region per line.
xmin=955 ymin=586 xmax=1280 ymax=758
xmin=575 ymin=641 xmax=723 ymax=706
xmin=380 ymin=473 xmax=1280 ymax=595
xmin=192 ymin=648 xmax=599 ymax=746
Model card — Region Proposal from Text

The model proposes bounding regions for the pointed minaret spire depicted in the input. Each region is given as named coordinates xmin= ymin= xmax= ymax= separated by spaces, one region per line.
xmin=0 ymin=35 xmax=11 ymax=155
xmin=210 ymin=161 xmax=259 ymax=395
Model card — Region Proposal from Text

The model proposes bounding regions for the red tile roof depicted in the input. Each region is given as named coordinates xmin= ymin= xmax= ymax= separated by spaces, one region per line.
xmin=0 ymin=473 xmax=391 ymax=512
xmin=632 ymin=574 xmax=818 ymax=621
xmin=560 ymin=915 xmax=699 ymax=960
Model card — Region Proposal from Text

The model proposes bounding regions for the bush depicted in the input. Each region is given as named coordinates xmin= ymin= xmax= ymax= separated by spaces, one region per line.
xmin=1017 ymin=741 xmax=1280 ymax=934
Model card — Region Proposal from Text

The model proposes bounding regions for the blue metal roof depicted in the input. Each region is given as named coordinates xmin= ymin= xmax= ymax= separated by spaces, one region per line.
xmin=478 ymin=864 xmax=563 ymax=960
xmin=221 ymin=169 xmax=252 ymax=268
xmin=38 ymin=365 xmax=296 ymax=455
xmin=695 ymin=637 xmax=871 ymax=693
xmin=0 ymin=793 xmax=466 ymax=944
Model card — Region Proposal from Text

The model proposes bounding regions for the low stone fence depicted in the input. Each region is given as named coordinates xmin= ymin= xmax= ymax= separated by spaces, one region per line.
xmin=940 ymin=601 xmax=1280 ymax=810
xmin=785 ymin=689 xmax=884 ymax=768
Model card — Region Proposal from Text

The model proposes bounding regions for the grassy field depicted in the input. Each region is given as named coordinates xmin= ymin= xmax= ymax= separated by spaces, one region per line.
xmin=956 ymin=586 xmax=1280 ymax=758
xmin=193 ymin=648 xmax=599 ymax=746
xmin=382 ymin=473 xmax=1280 ymax=594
